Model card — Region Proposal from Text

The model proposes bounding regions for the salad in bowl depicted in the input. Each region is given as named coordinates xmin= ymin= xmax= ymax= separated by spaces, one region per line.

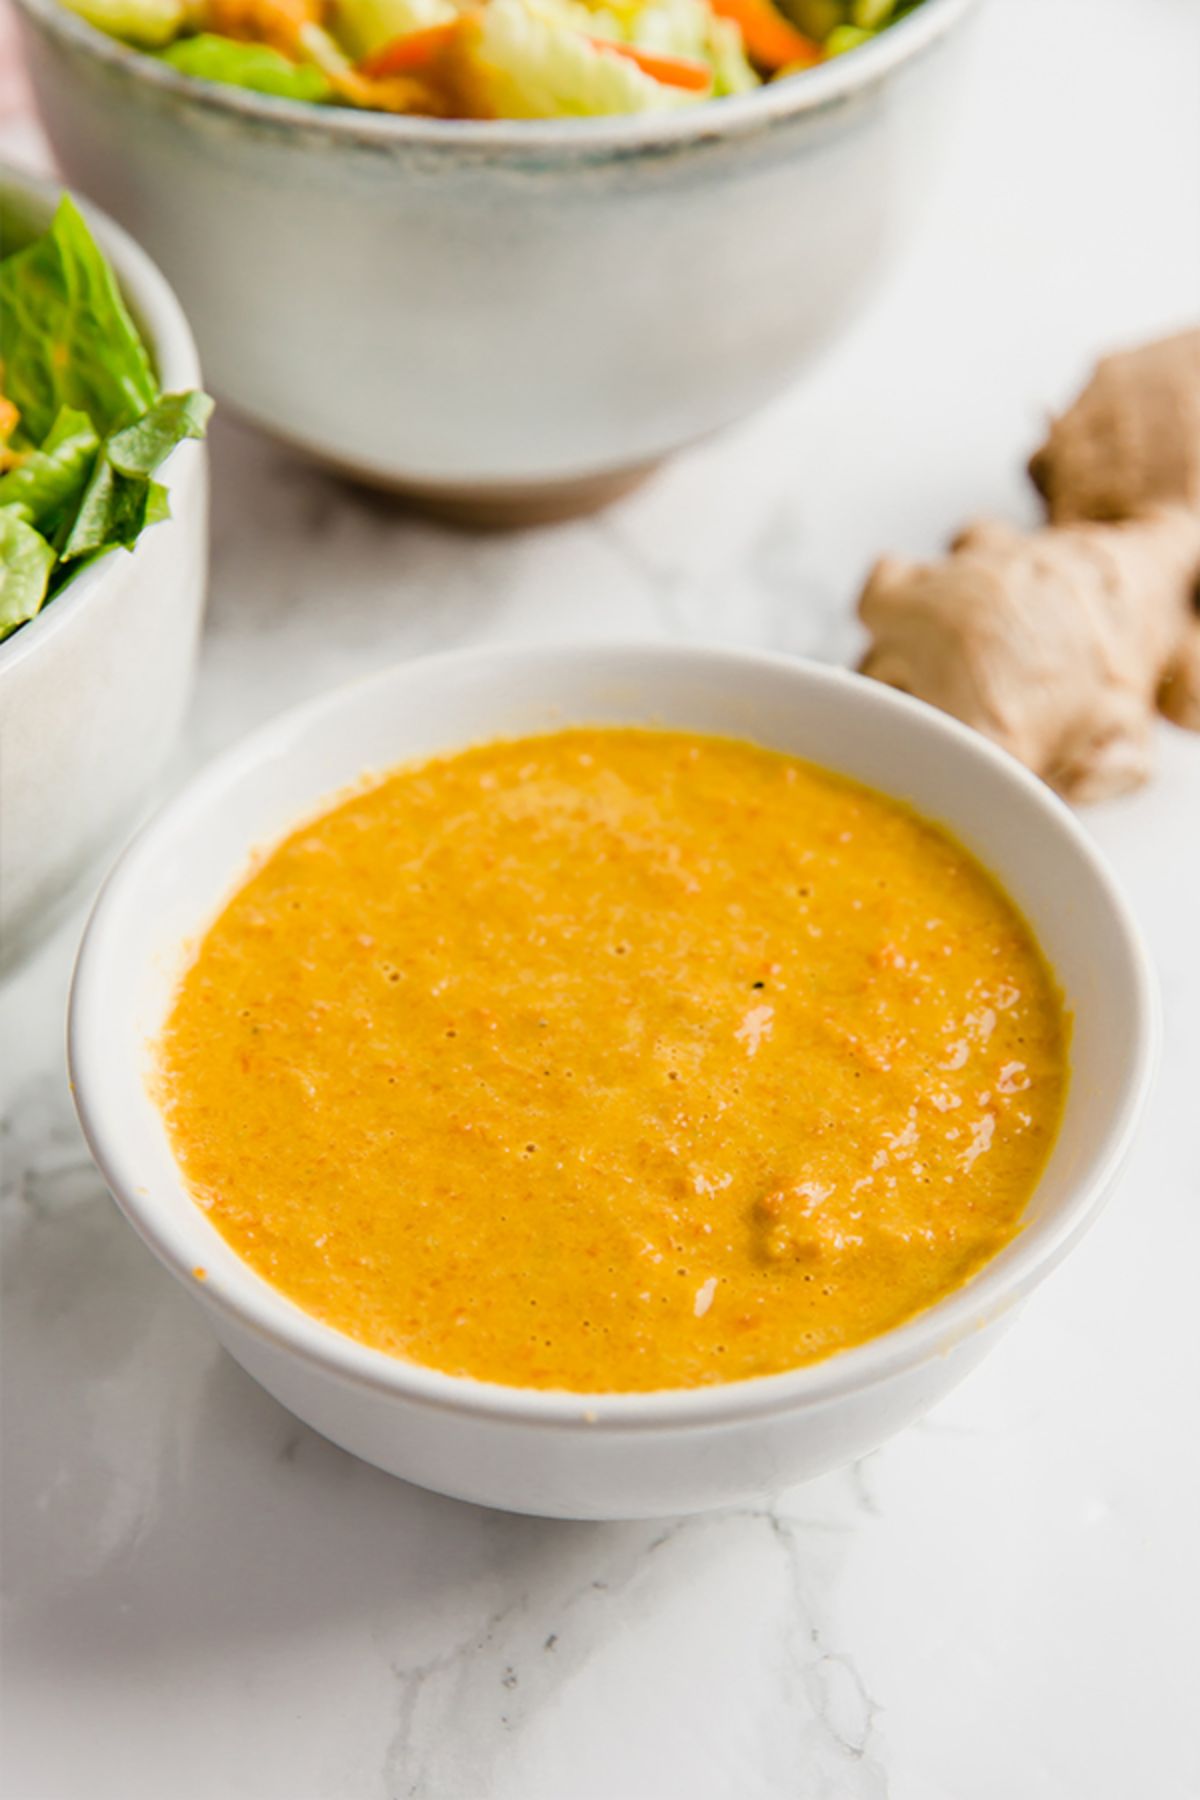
xmin=16 ymin=0 xmax=972 ymax=519
xmin=0 ymin=168 xmax=209 ymax=972
xmin=58 ymin=0 xmax=925 ymax=118
xmin=0 ymin=195 xmax=210 ymax=643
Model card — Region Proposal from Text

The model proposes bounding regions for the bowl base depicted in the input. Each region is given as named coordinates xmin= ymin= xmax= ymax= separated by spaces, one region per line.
xmin=313 ymin=448 xmax=661 ymax=529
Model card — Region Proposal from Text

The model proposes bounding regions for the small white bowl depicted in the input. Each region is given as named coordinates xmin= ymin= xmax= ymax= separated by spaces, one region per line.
xmin=69 ymin=644 xmax=1156 ymax=1518
xmin=0 ymin=167 xmax=208 ymax=974
xmin=17 ymin=0 xmax=976 ymax=523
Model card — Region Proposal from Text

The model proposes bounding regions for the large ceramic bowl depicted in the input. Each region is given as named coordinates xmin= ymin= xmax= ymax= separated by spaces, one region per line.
xmin=17 ymin=0 xmax=975 ymax=524
xmin=0 ymin=167 xmax=207 ymax=977
xmin=69 ymin=643 xmax=1157 ymax=1519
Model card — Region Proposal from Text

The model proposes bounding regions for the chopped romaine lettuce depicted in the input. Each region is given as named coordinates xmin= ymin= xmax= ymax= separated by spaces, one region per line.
xmin=58 ymin=389 xmax=211 ymax=564
xmin=0 ymin=512 xmax=56 ymax=636
xmin=160 ymin=33 xmax=335 ymax=99
xmin=56 ymin=457 xmax=160 ymax=562
xmin=0 ymin=407 xmax=99 ymax=532
xmin=0 ymin=196 xmax=212 ymax=644
xmin=0 ymin=195 xmax=157 ymax=443
xmin=103 ymin=389 xmax=213 ymax=474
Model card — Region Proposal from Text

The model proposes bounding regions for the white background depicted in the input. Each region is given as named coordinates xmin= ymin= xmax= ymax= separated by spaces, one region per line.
xmin=2 ymin=0 xmax=1199 ymax=1794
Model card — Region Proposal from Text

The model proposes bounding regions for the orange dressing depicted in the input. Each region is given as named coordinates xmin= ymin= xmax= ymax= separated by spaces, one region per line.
xmin=157 ymin=728 xmax=1068 ymax=1391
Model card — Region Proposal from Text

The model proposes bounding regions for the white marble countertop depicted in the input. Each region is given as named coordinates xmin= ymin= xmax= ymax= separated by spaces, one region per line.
xmin=3 ymin=0 xmax=1199 ymax=1794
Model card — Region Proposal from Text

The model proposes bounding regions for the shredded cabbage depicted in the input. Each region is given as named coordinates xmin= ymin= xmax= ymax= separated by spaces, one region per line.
xmin=460 ymin=0 xmax=694 ymax=118
xmin=624 ymin=0 xmax=757 ymax=93
xmin=702 ymin=13 xmax=757 ymax=92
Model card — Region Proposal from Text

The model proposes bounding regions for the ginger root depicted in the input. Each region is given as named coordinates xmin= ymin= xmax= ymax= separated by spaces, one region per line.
xmin=1159 ymin=614 xmax=1200 ymax=730
xmin=859 ymin=508 xmax=1200 ymax=803
xmin=1029 ymin=329 xmax=1200 ymax=522
xmin=858 ymin=326 xmax=1200 ymax=800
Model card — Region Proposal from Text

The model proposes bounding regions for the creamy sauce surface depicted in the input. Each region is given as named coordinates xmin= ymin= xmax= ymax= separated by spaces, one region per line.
xmin=158 ymin=728 xmax=1068 ymax=1391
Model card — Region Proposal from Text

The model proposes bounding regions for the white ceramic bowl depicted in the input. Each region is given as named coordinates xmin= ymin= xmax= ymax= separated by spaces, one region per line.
xmin=17 ymin=0 xmax=975 ymax=523
xmin=69 ymin=644 xmax=1156 ymax=1519
xmin=0 ymin=167 xmax=208 ymax=975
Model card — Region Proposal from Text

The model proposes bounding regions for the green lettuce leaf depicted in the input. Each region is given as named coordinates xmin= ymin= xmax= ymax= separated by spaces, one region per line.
xmin=825 ymin=22 xmax=872 ymax=50
xmin=42 ymin=475 xmax=171 ymax=598
xmin=160 ymin=34 xmax=334 ymax=100
xmin=58 ymin=0 xmax=187 ymax=47
xmin=0 ymin=407 xmax=99 ymax=532
xmin=144 ymin=480 xmax=172 ymax=527
xmin=0 ymin=512 xmax=56 ymax=640
xmin=105 ymin=389 xmax=215 ymax=474
xmin=57 ymin=389 xmax=211 ymax=564
xmin=779 ymin=0 xmax=845 ymax=37
xmin=57 ymin=460 xmax=158 ymax=562
xmin=0 ymin=195 xmax=212 ymax=642
xmin=851 ymin=0 xmax=895 ymax=23
xmin=0 ymin=195 xmax=157 ymax=446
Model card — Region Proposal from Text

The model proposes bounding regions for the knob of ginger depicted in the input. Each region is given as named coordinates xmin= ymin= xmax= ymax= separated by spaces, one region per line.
xmin=859 ymin=508 xmax=1200 ymax=803
xmin=1029 ymin=329 xmax=1200 ymax=522
xmin=1159 ymin=616 xmax=1200 ymax=731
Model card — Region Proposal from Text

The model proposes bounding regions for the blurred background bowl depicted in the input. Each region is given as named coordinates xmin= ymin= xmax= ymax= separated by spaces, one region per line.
xmin=14 ymin=0 xmax=976 ymax=525
xmin=0 ymin=165 xmax=208 ymax=977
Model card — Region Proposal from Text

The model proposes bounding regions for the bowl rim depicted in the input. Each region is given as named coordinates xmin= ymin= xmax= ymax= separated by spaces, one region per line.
xmin=0 ymin=162 xmax=204 ymax=681
xmin=68 ymin=641 xmax=1161 ymax=1432
xmin=15 ymin=0 xmax=977 ymax=157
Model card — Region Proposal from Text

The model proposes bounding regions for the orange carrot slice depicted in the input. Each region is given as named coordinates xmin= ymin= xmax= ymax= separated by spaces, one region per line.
xmin=708 ymin=0 xmax=820 ymax=70
xmin=586 ymin=35 xmax=713 ymax=91
xmin=360 ymin=20 xmax=461 ymax=77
